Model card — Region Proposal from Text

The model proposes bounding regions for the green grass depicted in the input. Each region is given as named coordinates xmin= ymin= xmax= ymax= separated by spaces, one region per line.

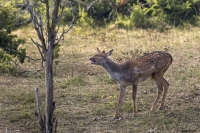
xmin=0 ymin=26 xmax=200 ymax=132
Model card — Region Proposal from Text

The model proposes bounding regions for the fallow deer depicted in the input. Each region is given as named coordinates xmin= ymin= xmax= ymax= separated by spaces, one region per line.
xmin=89 ymin=48 xmax=173 ymax=119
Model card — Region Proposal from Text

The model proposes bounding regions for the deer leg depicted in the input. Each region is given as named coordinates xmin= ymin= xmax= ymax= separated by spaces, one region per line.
xmin=132 ymin=84 xmax=137 ymax=117
xmin=113 ymin=86 xmax=126 ymax=119
xmin=159 ymin=78 xmax=169 ymax=110
xmin=150 ymin=77 xmax=163 ymax=111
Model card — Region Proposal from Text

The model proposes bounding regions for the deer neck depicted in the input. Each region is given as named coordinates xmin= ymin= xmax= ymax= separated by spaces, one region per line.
xmin=102 ymin=58 xmax=121 ymax=79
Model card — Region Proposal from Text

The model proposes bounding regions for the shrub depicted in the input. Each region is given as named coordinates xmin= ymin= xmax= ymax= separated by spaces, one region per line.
xmin=116 ymin=0 xmax=200 ymax=29
xmin=116 ymin=5 xmax=151 ymax=29
xmin=0 ymin=6 xmax=26 ymax=74
xmin=0 ymin=50 xmax=16 ymax=74
xmin=130 ymin=5 xmax=150 ymax=28
xmin=146 ymin=0 xmax=200 ymax=26
xmin=78 ymin=9 xmax=95 ymax=28
xmin=116 ymin=15 xmax=133 ymax=29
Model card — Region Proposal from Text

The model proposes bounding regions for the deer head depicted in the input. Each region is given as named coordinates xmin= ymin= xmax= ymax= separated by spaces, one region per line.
xmin=89 ymin=48 xmax=113 ymax=65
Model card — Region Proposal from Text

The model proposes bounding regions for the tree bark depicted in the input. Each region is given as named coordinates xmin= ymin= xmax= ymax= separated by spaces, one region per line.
xmin=45 ymin=42 xmax=54 ymax=133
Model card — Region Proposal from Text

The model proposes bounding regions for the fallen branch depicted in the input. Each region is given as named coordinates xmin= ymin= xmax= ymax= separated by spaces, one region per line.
xmin=35 ymin=88 xmax=45 ymax=132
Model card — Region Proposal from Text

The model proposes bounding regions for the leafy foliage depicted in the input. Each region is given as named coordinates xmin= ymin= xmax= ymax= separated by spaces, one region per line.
xmin=115 ymin=0 xmax=200 ymax=29
xmin=75 ymin=0 xmax=200 ymax=28
xmin=0 ymin=31 xmax=26 ymax=63
xmin=116 ymin=5 xmax=152 ymax=29
xmin=60 ymin=8 xmax=74 ymax=25
xmin=53 ymin=44 xmax=60 ymax=60
xmin=78 ymin=8 xmax=95 ymax=28
xmin=0 ymin=6 xmax=26 ymax=73
xmin=0 ymin=5 xmax=16 ymax=30
xmin=146 ymin=0 xmax=200 ymax=26
xmin=0 ymin=50 xmax=15 ymax=73
xmin=3 ymin=0 xmax=200 ymax=30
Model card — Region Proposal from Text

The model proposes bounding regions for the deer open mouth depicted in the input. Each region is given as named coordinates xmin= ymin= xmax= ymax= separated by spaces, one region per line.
xmin=89 ymin=58 xmax=97 ymax=64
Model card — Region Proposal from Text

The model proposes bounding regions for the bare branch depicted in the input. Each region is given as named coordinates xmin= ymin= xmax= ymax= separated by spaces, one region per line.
xmin=11 ymin=59 xmax=20 ymax=67
xmin=109 ymin=0 xmax=118 ymax=11
xmin=26 ymin=0 xmax=47 ymax=54
xmin=35 ymin=88 xmax=45 ymax=132
xmin=58 ymin=1 xmax=72 ymax=21
xmin=45 ymin=0 xmax=50 ymax=35
xmin=17 ymin=66 xmax=44 ymax=75
xmin=53 ymin=118 xmax=58 ymax=133
xmin=86 ymin=0 xmax=103 ymax=11
xmin=54 ymin=16 xmax=75 ymax=47
xmin=31 ymin=38 xmax=42 ymax=48
xmin=31 ymin=38 xmax=45 ymax=61
xmin=14 ymin=17 xmax=32 ymax=27
xmin=51 ymin=0 xmax=62 ymax=36
xmin=57 ymin=4 xmax=65 ymax=22
xmin=2 ymin=47 xmax=41 ymax=61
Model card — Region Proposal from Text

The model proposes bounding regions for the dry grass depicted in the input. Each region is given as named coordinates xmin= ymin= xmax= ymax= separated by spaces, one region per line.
xmin=1 ymin=26 xmax=200 ymax=133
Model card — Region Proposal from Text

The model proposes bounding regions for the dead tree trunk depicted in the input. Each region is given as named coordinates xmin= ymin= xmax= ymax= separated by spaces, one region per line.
xmin=45 ymin=44 xmax=55 ymax=132
xmin=26 ymin=0 xmax=75 ymax=132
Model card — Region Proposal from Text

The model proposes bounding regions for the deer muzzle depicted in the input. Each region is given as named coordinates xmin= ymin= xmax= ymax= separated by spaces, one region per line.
xmin=89 ymin=57 xmax=97 ymax=64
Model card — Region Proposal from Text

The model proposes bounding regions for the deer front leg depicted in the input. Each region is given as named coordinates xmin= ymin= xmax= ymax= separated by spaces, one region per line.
xmin=151 ymin=77 xmax=163 ymax=111
xmin=113 ymin=86 xmax=126 ymax=119
xmin=159 ymin=78 xmax=169 ymax=110
xmin=132 ymin=84 xmax=137 ymax=117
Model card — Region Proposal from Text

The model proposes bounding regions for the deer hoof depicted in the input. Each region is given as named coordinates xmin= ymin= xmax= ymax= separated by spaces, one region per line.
xmin=150 ymin=107 xmax=155 ymax=111
xmin=111 ymin=116 xmax=121 ymax=121
xmin=132 ymin=113 xmax=136 ymax=118
xmin=159 ymin=106 xmax=165 ymax=110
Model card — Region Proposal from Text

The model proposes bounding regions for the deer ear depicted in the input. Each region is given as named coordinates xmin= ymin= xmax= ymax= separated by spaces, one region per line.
xmin=97 ymin=48 xmax=101 ymax=53
xmin=107 ymin=49 xmax=114 ymax=56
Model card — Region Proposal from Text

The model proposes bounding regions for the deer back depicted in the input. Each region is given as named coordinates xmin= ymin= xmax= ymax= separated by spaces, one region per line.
xmin=117 ymin=51 xmax=172 ymax=83
xmin=134 ymin=51 xmax=172 ymax=72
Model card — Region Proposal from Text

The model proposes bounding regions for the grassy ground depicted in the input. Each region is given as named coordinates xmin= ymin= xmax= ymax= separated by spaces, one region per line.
xmin=0 ymin=26 xmax=200 ymax=133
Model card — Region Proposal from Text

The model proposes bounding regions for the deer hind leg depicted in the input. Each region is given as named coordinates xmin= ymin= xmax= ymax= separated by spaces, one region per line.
xmin=113 ymin=86 xmax=126 ymax=119
xmin=150 ymin=74 xmax=163 ymax=111
xmin=159 ymin=78 xmax=169 ymax=110
xmin=132 ymin=84 xmax=137 ymax=117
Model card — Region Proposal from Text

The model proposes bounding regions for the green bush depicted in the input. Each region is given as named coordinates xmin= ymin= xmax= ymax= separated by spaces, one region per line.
xmin=0 ymin=50 xmax=16 ymax=74
xmin=116 ymin=15 xmax=133 ymax=29
xmin=146 ymin=0 xmax=200 ymax=26
xmin=116 ymin=0 xmax=200 ymax=29
xmin=78 ymin=9 xmax=95 ymax=28
xmin=60 ymin=8 xmax=73 ymax=25
xmin=116 ymin=5 xmax=151 ymax=29
xmin=130 ymin=5 xmax=150 ymax=28
xmin=0 ymin=6 xmax=26 ymax=74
